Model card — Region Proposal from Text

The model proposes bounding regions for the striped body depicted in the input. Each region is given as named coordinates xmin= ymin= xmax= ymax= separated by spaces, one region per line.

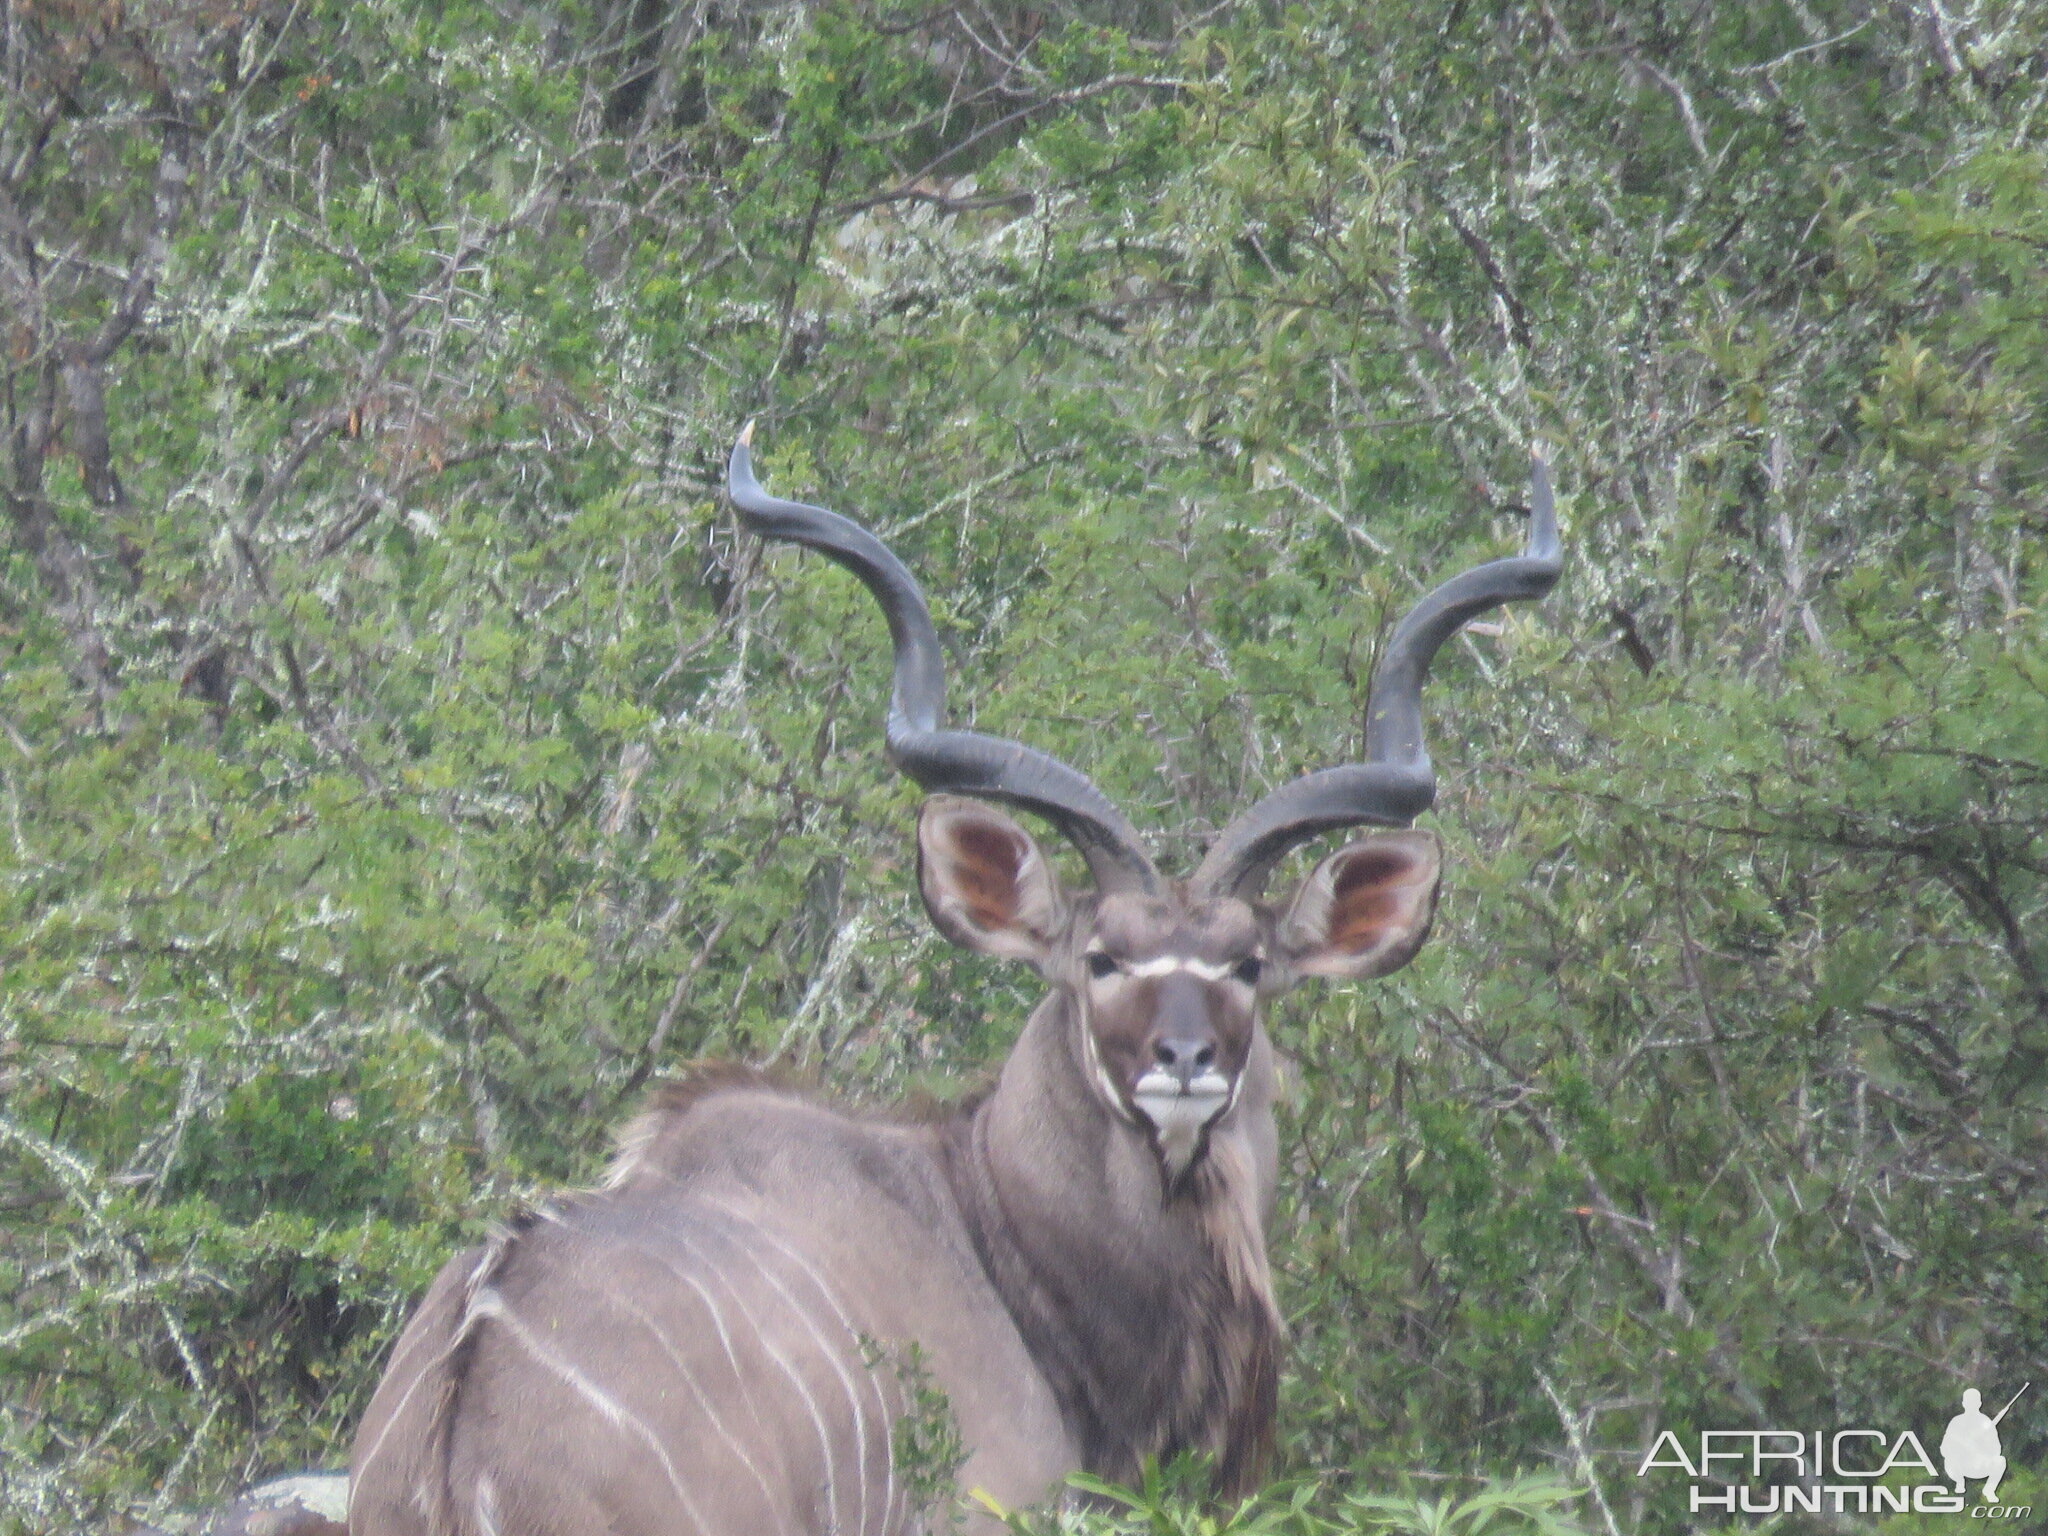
xmin=350 ymin=1085 xmax=1074 ymax=1536
xmin=344 ymin=433 xmax=1556 ymax=1536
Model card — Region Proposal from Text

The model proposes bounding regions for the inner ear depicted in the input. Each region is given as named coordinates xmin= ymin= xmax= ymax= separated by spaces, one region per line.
xmin=1277 ymin=830 xmax=1442 ymax=980
xmin=918 ymin=795 xmax=1065 ymax=966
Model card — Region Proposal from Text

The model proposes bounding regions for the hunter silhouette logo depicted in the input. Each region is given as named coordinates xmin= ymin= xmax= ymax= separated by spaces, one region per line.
xmin=1636 ymin=1382 xmax=2031 ymax=1519
xmin=1943 ymin=1385 xmax=2025 ymax=1504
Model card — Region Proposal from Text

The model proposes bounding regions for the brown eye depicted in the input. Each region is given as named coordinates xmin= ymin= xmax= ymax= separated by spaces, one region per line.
xmin=1234 ymin=957 xmax=1263 ymax=986
xmin=1086 ymin=952 xmax=1119 ymax=980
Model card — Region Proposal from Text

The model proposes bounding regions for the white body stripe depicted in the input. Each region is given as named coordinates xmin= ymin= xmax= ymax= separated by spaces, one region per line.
xmin=353 ymin=1248 xmax=491 ymax=1492
xmin=704 ymin=1199 xmax=903 ymax=1535
xmin=702 ymin=1215 xmax=878 ymax=1536
xmin=469 ymin=1289 xmax=714 ymax=1532
xmin=596 ymin=1276 xmax=791 ymax=1534
xmin=669 ymin=1224 xmax=846 ymax=1536
xmin=640 ymin=1244 xmax=782 ymax=1451
xmin=351 ymin=1338 xmax=458 ymax=1491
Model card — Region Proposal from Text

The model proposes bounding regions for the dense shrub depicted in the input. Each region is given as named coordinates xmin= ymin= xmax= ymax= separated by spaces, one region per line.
xmin=3 ymin=2 xmax=2041 ymax=1530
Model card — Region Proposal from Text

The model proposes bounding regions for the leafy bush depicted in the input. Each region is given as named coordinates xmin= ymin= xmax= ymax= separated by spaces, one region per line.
xmin=2 ymin=2 xmax=2041 ymax=1532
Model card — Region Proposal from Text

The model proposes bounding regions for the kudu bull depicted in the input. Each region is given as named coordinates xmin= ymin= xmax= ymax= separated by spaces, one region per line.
xmin=349 ymin=428 xmax=1562 ymax=1536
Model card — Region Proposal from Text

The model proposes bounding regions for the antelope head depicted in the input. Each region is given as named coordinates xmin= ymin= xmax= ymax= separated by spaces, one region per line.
xmin=912 ymin=798 xmax=1444 ymax=1183
xmin=728 ymin=427 xmax=1560 ymax=1192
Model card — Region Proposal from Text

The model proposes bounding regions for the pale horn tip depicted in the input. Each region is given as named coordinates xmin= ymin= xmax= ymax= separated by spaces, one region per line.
xmin=738 ymin=418 xmax=757 ymax=448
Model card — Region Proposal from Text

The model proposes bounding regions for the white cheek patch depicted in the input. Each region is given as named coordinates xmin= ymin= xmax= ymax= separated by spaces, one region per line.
xmin=1078 ymin=978 xmax=1245 ymax=1175
xmin=1122 ymin=955 xmax=1240 ymax=982
xmin=1132 ymin=1069 xmax=1236 ymax=1177
xmin=1080 ymin=1014 xmax=1136 ymax=1125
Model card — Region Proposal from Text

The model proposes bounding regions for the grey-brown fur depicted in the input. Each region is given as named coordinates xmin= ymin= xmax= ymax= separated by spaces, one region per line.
xmin=351 ymin=939 xmax=1290 ymax=1535
xmin=349 ymin=803 xmax=1443 ymax=1536
xmin=349 ymin=433 xmax=1556 ymax=1535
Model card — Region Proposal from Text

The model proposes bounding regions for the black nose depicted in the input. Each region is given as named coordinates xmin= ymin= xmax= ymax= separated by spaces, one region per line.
xmin=1152 ymin=1035 xmax=1217 ymax=1088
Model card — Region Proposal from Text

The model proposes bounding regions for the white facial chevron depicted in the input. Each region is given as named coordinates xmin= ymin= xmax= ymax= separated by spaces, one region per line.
xmin=1119 ymin=955 xmax=1240 ymax=981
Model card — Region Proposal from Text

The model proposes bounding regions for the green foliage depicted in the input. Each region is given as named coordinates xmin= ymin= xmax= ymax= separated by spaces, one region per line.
xmin=3 ymin=1 xmax=2044 ymax=1532
xmin=864 ymin=1336 xmax=970 ymax=1528
xmin=982 ymin=1466 xmax=1590 ymax=1536
xmin=1344 ymin=1475 xmax=1591 ymax=1536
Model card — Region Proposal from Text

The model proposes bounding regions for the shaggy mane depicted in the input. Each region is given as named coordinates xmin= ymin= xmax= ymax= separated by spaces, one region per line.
xmin=605 ymin=1062 xmax=796 ymax=1187
xmin=600 ymin=1057 xmax=1277 ymax=1497
xmin=605 ymin=1060 xmax=989 ymax=1189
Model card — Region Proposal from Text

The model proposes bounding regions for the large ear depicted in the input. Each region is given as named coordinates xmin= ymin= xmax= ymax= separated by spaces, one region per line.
xmin=1277 ymin=830 xmax=1442 ymax=980
xmin=918 ymin=795 xmax=1065 ymax=966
